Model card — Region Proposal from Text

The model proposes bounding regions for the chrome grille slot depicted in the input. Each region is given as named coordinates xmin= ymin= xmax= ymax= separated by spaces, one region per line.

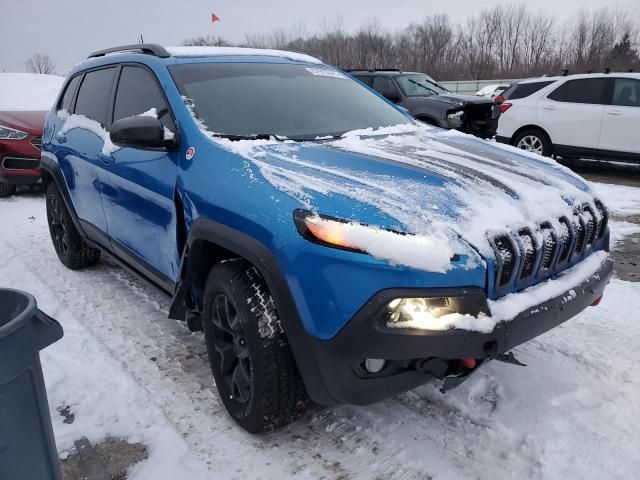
xmin=31 ymin=136 xmax=42 ymax=151
xmin=516 ymin=229 xmax=538 ymax=281
xmin=594 ymin=200 xmax=608 ymax=239
xmin=539 ymin=223 xmax=557 ymax=272
xmin=573 ymin=214 xmax=586 ymax=257
xmin=556 ymin=217 xmax=573 ymax=264
xmin=492 ymin=235 xmax=517 ymax=287
xmin=583 ymin=205 xmax=597 ymax=248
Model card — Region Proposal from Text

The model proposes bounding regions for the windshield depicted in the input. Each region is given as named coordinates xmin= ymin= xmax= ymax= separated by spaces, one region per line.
xmin=169 ymin=63 xmax=413 ymax=139
xmin=395 ymin=74 xmax=450 ymax=97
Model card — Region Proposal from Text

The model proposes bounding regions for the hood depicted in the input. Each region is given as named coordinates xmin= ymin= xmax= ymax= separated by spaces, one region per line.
xmin=0 ymin=111 xmax=47 ymax=135
xmin=210 ymin=125 xmax=602 ymax=264
xmin=419 ymin=93 xmax=494 ymax=108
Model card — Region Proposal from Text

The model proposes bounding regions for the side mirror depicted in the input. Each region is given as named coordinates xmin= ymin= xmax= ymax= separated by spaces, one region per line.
xmin=110 ymin=116 xmax=175 ymax=149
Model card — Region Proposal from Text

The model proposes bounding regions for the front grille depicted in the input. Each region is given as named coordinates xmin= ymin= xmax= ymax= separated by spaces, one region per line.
xmin=31 ymin=136 xmax=42 ymax=151
xmin=1 ymin=157 xmax=39 ymax=170
xmin=490 ymin=203 xmax=608 ymax=295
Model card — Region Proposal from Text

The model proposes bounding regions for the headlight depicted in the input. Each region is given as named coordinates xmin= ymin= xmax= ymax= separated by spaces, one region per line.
xmin=0 ymin=125 xmax=29 ymax=140
xmin=385 ymin=294 xmax=490 ymax=331
xmin=446 ymin=110 xmax=464 ymax=120
xmin=293 ymin=209 xmax=458 ymax=272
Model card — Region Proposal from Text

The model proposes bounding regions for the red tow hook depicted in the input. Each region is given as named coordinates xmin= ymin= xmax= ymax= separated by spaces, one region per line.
xmin=460 ymin=357 xmax=477 ymax=369
xmin=591 ymin=295 xmax=603 ymax=307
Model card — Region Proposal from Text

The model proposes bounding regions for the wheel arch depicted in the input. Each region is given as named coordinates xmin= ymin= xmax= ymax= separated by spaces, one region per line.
xmin=511 ymin=124 xmax=553 ymax=146
xmin=170 ymin=217 xmax=333 ymax=404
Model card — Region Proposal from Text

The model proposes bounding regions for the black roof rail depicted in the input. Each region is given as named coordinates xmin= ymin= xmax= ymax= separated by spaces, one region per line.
xmin=87 ymin=43 xmax=170 ymax=59
xmin=342 ymin=68 xmax=403 ymax=73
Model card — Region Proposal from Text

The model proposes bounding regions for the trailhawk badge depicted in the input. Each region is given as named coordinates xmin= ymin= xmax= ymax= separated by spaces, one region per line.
xmin=185 ymin=146 xmax=196 ymax=160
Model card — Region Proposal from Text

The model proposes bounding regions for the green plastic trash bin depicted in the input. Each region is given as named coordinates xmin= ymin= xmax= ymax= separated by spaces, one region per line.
xmin=0 ymin=289 xmax=63 ymax=480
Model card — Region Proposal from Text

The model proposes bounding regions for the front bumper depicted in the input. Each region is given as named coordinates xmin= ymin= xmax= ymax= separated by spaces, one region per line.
xmin=0 ymin=169 xmax=41 ymax=185
xmin=303 ymin=254 xmax=613 ymax=406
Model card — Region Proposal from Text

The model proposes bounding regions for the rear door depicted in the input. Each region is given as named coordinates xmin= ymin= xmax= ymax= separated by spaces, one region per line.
xmin=537 ymin=78 xmax=608 ymax=151
xmin=599 ymin=77 xmax=640 ymax=158
xmin=51 ymin=67 xmax=116 ymax=236
xmin=99 ymin=64 xmax=180 ymax=281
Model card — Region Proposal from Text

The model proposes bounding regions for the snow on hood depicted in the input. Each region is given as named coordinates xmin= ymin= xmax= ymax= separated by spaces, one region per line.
xmin=0 ymin=73 xmax=64 ymax=111
xmin=191 ymin=114 xmax=602 ymax=272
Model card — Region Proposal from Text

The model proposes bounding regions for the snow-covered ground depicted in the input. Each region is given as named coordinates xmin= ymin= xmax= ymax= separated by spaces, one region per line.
xmin=1 ymin=179 xmax=639 ymax=480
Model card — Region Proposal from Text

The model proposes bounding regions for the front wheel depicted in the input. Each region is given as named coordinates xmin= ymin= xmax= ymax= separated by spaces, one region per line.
xmin=0 ymin=182 xmax=16 ymax=198
xmin=46 ymin=182 xmax=101 ymax=269
xmin=202 ymin=260 xmax=307 ymax=433
xmin=513 ymin=129 xmax=552 ymax=157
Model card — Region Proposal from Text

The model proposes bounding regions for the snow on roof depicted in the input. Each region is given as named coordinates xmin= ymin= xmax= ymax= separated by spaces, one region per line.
xmin=0 ymin=73 xmax=64 ymax=111
xmin=166 ymin=46 xmax=323 ymax=65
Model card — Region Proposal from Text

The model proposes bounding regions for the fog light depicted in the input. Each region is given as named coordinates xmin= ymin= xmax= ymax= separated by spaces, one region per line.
xmin=364 ymin=358 xmax=386 ymax=373
xmin=386 ymin=297 xmax=464 ymax=331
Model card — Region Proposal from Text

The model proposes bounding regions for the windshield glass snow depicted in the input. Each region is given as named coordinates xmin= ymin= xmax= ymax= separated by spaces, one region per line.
xmin=169 ymin=63 xmax=413 ymax=140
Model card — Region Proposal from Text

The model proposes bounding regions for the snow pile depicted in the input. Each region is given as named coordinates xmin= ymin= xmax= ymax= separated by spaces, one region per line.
xmin=304 ymin=214 xmax=456 ymax=273
xmin=591 ymin=182 xmax=640 ymax=215
xmin=58 ymin=110 xmax=119 ymax=155
xmin=0 ymin=73 xmax=64 ymax=111
xmin=166 ymin=46 xmax=322 ymax=64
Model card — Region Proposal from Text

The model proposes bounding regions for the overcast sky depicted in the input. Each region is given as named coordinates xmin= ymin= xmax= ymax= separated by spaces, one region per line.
xmin=1 ymin=0 xmax=634 ymax=74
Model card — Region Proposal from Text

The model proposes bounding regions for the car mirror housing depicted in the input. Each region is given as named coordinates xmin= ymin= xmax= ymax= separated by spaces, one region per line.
xmin=110 ymin=115 xmax=175 ymax=149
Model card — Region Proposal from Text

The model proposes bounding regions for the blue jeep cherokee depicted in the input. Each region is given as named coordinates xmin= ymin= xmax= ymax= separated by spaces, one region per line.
xmin=41 ymin=44 xmax=613 ymax=433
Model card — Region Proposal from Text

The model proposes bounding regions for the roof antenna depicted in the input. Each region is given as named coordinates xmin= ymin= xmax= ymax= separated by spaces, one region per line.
xmin=138 ymin=34 xmax=144 ymax=44
xmin=603 ymin=67 xmax=611 ymax=74
xmin=561 ymin=69 xmax=569 ymax=76
xmin=629 ymin=68 xmax=634 ymax=73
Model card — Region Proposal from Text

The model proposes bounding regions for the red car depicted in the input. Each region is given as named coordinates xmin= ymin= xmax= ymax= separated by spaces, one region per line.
xmin=0 ymin=73 xmax=64 ymax=197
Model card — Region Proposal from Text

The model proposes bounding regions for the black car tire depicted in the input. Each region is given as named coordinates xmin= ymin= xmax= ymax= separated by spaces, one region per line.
xmin=202 ymin=260 xmax=307 ymax=433
xmin=46 ymin=182 xmax=101 ymax=269
xmin=0 ymin=182 xmax=16 ymax=198
xmin=513 ymin=129 xmax=552 ymax=157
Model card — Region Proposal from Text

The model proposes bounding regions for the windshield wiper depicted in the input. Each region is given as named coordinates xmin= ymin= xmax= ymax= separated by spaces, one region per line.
xmin=212 ymin=133 xmax=287 ymax=141
xmin=408 ymin=78 xmax=437 ymax=95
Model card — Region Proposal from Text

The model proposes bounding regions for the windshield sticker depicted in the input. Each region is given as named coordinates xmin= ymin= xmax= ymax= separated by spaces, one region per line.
xmin=185 ymin=146 xmax=196 ymax=160
xmin=305 ymin=67 xmax=347 ymax=79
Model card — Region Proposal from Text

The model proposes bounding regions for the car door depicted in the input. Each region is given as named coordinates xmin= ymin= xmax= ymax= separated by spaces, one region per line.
xmin=51 ymin=67 xmax=116 ymax=236
xmin=99 ymin=64 xmax=180 ymax=281
xmin=599 ymin=77 xmax=640 ymax=158
xmin=537 ymin=78 xmax=608 ymax=153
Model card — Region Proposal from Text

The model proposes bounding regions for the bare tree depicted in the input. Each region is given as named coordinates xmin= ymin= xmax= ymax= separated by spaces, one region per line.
xmin=181 ymin=3 xmax=640 ymax=81
xmin=182 ymin=35 xmax=228 ymax=47
xmin=26 ymin=53 xmax=55 ymax=74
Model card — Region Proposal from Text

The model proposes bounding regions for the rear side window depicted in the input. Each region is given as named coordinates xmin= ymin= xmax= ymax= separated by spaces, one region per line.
xmin=611 ymin=78 xmax=640 ymax=107
xmin=113 ymin=66 xmax=176 ymax=132
xmin=58 ymin=75 xmax=81 ymax=112
xmin=354 ymin=75 xmax=373 ymax=87
xmin=547 ymin=78 xmax=608 ymax=104
xmin=372 ymin=76 xmax=396 ymax=95
xmin=502 ymin=81 xmax=554 ymax=100
xmin=74 ymin=68 xmax=117 ymax=127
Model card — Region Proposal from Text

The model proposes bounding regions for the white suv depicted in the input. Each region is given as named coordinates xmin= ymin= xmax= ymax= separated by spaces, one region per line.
xmin=496 ymin=73 xmax=640 ymax=163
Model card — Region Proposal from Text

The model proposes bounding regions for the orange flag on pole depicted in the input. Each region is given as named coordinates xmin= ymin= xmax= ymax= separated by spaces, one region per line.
xmin=211 ymin=13 xmax=221 ymax=23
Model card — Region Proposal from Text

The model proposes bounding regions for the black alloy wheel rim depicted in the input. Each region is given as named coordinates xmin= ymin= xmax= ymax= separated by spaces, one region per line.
xmin=48 ymin=195 xmax=69 ymax=255
xmin=210 ymin=293 xmax=252 ymax=404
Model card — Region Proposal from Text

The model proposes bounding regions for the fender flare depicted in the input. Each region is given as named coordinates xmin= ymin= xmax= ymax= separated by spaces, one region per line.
xmin=169 ymin=217 xmax=334 ymax=404
xmin=40 ymin=152 xmax=88 ymax=239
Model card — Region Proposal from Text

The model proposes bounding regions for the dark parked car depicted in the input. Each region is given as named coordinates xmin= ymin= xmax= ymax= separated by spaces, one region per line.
xmin=0 ymin=73 xmax=64 ymax=197
xmin=348 ymin=69 xmax=498 ymax=138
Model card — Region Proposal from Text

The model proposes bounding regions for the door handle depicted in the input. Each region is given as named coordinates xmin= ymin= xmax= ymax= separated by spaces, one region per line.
xmin=97 ymin=152 xmax=114 ymax=164
xmin=55 ymin=132 xmax=67 ymax=143
xmin=543 ymin=105 xmax=556 ymax=110
xmin=607 ymin=110 xmax=623 ymax=116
